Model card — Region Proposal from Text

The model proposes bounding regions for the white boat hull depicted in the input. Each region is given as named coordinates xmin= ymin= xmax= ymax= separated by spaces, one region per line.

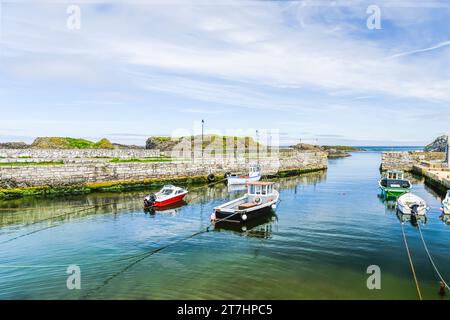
xmin=227 ymin=175 xmax=261 ymax=185
xmin=443 ymin=205 xmax=450 ymax=215
xmin=442 ymin=191 xmax=450 ymax=215
xmin=397 ymin=193 xmax=428 ymax=216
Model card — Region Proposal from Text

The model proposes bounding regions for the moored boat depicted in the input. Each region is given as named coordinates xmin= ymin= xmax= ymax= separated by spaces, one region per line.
xmin=379 ymin=170 xmax=411 ymax=198
xmin=397 ymin=193 xmax=428 ymax=216
xmin=144 ymin=185 xmax=188 ymax=209
xmin=441 ymin=190 xmax=450 ymax=215
xmin=226 ymin=164 xmax=261 ymax=185
xmin=211 ymin=181 xmax=279 ymax=223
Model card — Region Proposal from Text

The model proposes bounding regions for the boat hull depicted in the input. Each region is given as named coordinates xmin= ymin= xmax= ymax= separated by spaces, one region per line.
xmin=144 ymin=193 xmax=187 ymax=209
xmin=380 ymin=186 xmax=410 ymax=199
xmin=396 ymin=194 xmax=428 ymax=216
xmin=397 ymin=204 xmax=427 ymax=216
xmin=443 ymin=205 xmax=450 ymax=215
xmin=227 ymin=175 xmax=261 ymax=185
xmin=214 ymin=206 xmax=273 ymax=222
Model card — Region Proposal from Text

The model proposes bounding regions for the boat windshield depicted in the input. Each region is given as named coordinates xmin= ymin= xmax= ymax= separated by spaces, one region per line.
xmin=161 ymin=188 xmax=174 ymax=195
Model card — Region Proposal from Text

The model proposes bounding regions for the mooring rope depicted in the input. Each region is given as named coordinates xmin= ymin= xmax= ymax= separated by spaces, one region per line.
xmin=400 ymin=222 xmax=423 ymax=300
xmin=83 ymin=210 xmax=241 ymax=298
xmin=417 ymin=223 xmax=450 ymax=290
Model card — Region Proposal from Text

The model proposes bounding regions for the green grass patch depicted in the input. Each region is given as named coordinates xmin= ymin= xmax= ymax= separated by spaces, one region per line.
xmin=322 ymin=145 xmax=363 ymax=151
xmin=110 ymin=157 xmax=173 ymax=163
xmin=0 ymin=161 xmax=64 ymax=166
xmin=18 ymin=156 xmax=32 ymax=159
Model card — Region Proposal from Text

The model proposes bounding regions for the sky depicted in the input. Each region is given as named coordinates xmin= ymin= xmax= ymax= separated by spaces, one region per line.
xmin=1 ymin=0 xmax=450 ymax=146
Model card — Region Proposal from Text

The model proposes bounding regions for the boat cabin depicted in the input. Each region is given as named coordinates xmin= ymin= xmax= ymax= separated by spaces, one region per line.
xmin=380 ymin=170 xmax=411 ymax=189
xmin=246 ymin=182 xmax=275 ymax=204
xmin=385 ymin=170 xmax=404 ymax=180
xmin=249 ymin=164 xmax=261 ymax=177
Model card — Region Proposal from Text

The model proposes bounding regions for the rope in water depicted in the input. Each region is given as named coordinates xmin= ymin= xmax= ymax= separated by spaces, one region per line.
xmin=417 ymin=223 xmax=450 ymax=290
xmin=83 ymin=210 xmax=241 ymax=298
xmin=400 ymin=221 xmax=423 ymax=300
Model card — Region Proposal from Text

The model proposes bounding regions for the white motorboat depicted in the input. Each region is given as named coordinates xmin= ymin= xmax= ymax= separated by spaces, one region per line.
xmin=442 ymin=190 xmax=450 ymax=215
xmin=397 ymin=193 xmax=428 ymax=216
xmin=211 ymin=181 xmax=279 ymax=223
xmin=226 ymin=164 xmax=261 ymax=185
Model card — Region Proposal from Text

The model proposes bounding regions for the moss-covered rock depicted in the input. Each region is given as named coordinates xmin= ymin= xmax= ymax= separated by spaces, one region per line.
xmin=31 ymin=137 xmax=115 ymax=149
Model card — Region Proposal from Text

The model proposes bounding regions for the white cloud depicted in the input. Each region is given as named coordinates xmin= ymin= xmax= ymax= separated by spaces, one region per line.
xmin=388 ymin=40 xmax=450 ymax=59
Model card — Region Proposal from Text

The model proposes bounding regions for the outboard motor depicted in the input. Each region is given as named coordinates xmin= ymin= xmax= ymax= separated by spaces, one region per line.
xmin=144 ymin=193 xmax=156 ymax=208
xmin=410 ymin=204 xmax=419 ymax=226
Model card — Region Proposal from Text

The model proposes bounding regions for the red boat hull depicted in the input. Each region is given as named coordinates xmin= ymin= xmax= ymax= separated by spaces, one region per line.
xmin=152 ymin=193 xmax=187 ymax=207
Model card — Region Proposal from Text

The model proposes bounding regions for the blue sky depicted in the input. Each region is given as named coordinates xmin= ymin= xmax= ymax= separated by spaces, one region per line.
xmin=1 ymin=0 xmax=450 ymax=146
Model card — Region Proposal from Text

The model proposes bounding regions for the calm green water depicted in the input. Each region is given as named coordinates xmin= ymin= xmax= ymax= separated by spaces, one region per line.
xmin=1 ymin=152 xmax=449 ymax=300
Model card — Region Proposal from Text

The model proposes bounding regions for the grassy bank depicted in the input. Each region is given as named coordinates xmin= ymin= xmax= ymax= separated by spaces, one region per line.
xmin=0 ymin=166 xmax=327 ymax=200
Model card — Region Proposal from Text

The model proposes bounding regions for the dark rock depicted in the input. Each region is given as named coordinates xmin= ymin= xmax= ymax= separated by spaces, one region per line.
xmin=0 ymin=142 xmax=30 ymax=149
xmin=425 ymin=135 xmax=449 ymax=152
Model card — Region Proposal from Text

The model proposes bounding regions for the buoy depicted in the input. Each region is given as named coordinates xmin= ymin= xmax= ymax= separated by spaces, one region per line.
xmin=242 ymin=214 xmax=248 ymax=221
xmin=207 ymin=174 xmax=216 ymax=182
xmin=439 ymin=281 xmax=446 ymax=296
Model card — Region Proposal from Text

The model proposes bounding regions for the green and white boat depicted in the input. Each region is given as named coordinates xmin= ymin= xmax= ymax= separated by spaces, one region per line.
xmin=378 ymin=170 xmax=411 ymax=199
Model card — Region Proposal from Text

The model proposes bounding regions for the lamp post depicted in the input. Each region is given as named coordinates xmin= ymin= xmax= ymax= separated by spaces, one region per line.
xmin=201 ymin=119 xmax=205 ymax=159
xmin=447 ymin=134 xmax=450 ymax=167
xmin=256 ymin=129 xmax=259 ymax=164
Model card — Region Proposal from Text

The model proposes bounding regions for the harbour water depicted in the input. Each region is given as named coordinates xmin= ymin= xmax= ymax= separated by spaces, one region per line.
xmin=0 ymin=151 xmax=449 ymax=300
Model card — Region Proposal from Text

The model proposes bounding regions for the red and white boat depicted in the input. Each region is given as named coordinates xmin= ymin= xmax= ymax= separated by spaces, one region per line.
xmin=144 ymin=185 xmax=188 ymax=208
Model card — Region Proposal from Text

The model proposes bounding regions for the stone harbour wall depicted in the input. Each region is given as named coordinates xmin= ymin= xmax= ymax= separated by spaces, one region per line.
xmin=0 ymin=151 xmax=327 ymax=188
xmin=380 ymin=151 xmax=445 ymax=171
xmin=0 ymin=148 xmax=160 ymax=159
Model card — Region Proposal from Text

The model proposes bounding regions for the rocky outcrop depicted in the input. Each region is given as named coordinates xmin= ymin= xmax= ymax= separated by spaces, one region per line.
xmin=0 ymin=142 xmax=30 ymax=149
xmin=146 ymin=137 xmax=182 ymax=151
xmin=112 ymin=143 xmax=144 ymax=150
xmin=146 ymin=135 xmax=260 ymax=151
xmin=425 ymin=135 xmax=449 ymax=152
xmin=325 ymin=149 xmax=351 ymax=158
xmin=31 ymin=137 xmax=115 ymax=149
xmin=291 ymin=143 xmax=359 ymax=158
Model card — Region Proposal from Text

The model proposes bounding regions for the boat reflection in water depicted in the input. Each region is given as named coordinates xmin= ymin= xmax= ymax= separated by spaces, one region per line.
xmin=212 ymin=211 xmax=277 ymax=239
xmin=377 ymin=194 xmax=397 ymax=211
xmin=396 ymin=211 xmax=427 ymax=227
xmin=143 ymin=200 xmax=187 ymax=216
xmin=439 ymin=213 xmax=450 ymax=225
xmin=227 ymin=184 xmax=247 ymax=193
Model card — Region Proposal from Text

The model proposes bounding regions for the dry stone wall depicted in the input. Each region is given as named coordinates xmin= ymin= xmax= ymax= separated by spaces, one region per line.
xmin=0 ymin=151 xmax=327 ymax=188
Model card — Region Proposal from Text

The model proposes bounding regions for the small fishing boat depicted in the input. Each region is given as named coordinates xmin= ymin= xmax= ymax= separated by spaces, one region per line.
xmin=379 ymin=170 xmax=411 ymax=198
xmin=226 ymin=164 xmax=261 ymax=185
xmin=441 ymin=190 xmax=450 ymax=215
xmin=144 ymin=185 xmax=188 ymax=208
xmin=397 ymin=193 xmax=428 ymax=216
xmin=211 ymin=181 xmax=279 ymax=223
